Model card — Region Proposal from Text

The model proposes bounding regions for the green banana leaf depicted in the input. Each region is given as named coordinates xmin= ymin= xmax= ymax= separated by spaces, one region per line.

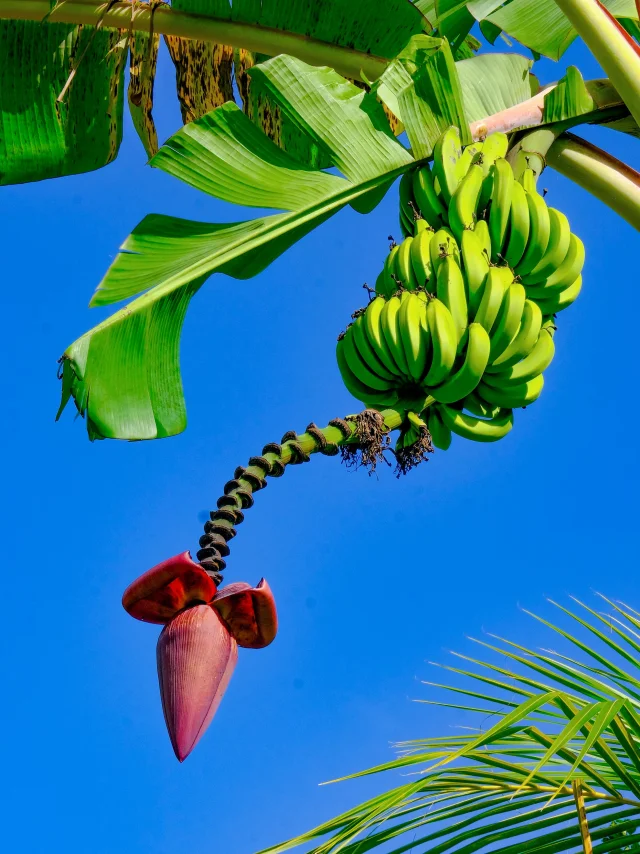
xmin=0 ymin=0 xmax=428 ymax=185
xmin=0 ymin=18 xmax=127 ymax=184
xmin=259 ymin=594 xmax=640 ymax=854
xmin=57 ymin=52 xmax=438 ymax=440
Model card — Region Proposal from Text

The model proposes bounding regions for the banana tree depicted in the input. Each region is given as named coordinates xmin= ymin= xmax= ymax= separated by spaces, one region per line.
xmin=258 ymin=594 xmax=640 ymax=853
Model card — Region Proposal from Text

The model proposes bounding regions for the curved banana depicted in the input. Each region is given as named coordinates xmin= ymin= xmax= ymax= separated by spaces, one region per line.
xmin=488 ymin=299 xmax=543 ymax=370
xmin=336 ymin=336 xmax=398 ymax=406
xmin=430 ymin=227 xmax=460 ymax=276
xmin=436 ymin=254 xmax=468 ymax=348
xmin=516 ymin=188 xmax=551 ymax=277
xmin=477 ymin=132 xmax=509 ymax=213
xmin=489 ymin=282 xmax=526 ymax=361
xmin=440 ymin=404 xmax=514 ymax=442
xmin=474 ymin=265 xmax=512 ymax=334
xmin=521 ymin=207 xmax=571 ymax=284
xmin=379 ymin=243 xmax=400 ymax=296
xmin=393 ymin=235 xmax=419 ymax=290
xmin=503 ymin=179 xmax=530 ymax=268
xmin=363 ymin=296 xmax=400 ymax=375
xmin=381 ymin=295 xmax=411 ymax=376
xmin=535 ymin=274 xmax=583 ymax=315
xmin=431 ymin=322 xmax=490 ymax=404
xmin=529 ymin=232 xmax=585 ymax=293
xmin=399 ymin=171 xmax=416 ymax=237
xmin=488 ymin=158 xmax=514 ymax=262
xmin=457 ymin=140 xmax=484 ymax=177
xmin=462 ymin=391 xmax=503 ymax=419
xmin=412 ymin=163 xmax=447 ymax=229
xmin=474 ymin=219 xmax=492 ymax=260
xmin=410 ymin=225 xmax=434 ymax=288
xmin=461 ymin=228 xmax=490 ymax=319
xmin=352 ymin=314 xmax=397 ymax=382
xmin=342 ymin=324 xmax=392 ymax=391
xmin=433 ymin=126 xmax=464 ymax=205
xmin=449 ymin=163 xmax=484 ymax=242
xmin=427 ymin=406 xmax=452 ymax=450
xmin=424 ymin=297 xmax=457 ymax=386
xmin=492 ymin=325 xmax=555 ymax=384
xmin=477 ymin=373 xmax=544 ymax=408
xmin=399 ymin=292 xmax=429 ymax=381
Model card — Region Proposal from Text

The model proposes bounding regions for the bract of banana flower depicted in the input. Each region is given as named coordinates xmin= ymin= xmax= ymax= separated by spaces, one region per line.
xmin=123 ymin=552 xmax=277 ymax=761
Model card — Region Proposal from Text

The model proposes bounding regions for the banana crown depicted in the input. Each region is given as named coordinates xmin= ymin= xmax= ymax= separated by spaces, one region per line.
xmin=337 ymin=128 xmax=585 ymax=450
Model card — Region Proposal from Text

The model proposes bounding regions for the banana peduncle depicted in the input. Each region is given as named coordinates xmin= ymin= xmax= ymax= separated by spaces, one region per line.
xmin=196 ymin=408 xmax=405 ymax=583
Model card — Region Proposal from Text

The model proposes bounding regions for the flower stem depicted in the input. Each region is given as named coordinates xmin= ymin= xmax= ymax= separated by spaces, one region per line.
xmin=546 ymin=132 xmax=640 ymax=231
xmin=196 ymin=408 xmax=405 ymax=581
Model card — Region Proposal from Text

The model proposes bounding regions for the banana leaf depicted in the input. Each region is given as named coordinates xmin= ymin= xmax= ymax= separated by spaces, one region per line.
xmin=57 ymin=44 xmax=469 ymax=440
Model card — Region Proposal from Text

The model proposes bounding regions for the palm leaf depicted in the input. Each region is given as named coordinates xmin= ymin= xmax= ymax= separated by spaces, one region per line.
xmin=260 ymin=594 xmax=640 ymax=854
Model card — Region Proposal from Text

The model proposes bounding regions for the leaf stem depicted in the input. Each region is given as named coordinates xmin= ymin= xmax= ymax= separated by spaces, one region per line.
xmin=573 ymin=779 xmax=594 ymax=854
xmin=552 ymin=0 xmax=640 ymax=130
xmin=0 ymin=0 xmax=389 ymax=82
xmin=547 ymin=132 xmax=640 ymax=231
xmin=196 ymin=408 xmax=405 ymax=581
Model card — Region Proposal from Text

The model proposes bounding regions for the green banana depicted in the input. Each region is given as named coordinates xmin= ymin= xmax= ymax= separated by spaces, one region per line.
xmin=477 ymin=132 xmax=509 ymax=213
xmin=410 ymin=225 xmax=434 ymax=288
xmin=433 ymin=126 xmax=464 ymax=205
xmin=477 ymin=373 xmax=544 ymax=408
xmin=379 ymin=243 xmax=400 ymax=296
xmin=393 ymin=235 xmax=419 ymax=289
xmin=424 ymin=297 xmax=457 ymax=387
xmin=380 ymin=295 xmax=411 ymax=377
xmin=412 ymin=164 xmax=447 ymax=229
xmin=515 ymin=188 xmax=551 ymax=276
xmin=352 ymin=314 xmax=397 ymax=382
xmin=462 ymin=391 xmax=503 ymax=419
xmin=491 ymin=324 xmax=555 ymax=384
xmin=461 ymin=228 xmax=490 ymax=318
xmin=399 ymin=171 xmax=416 ymax=237
xmin=522 ymin=208 xmax=571 ymax=284
xmin=457 ymin=140 xmax=484 ymax=176
xmin=336 ymin=336 xmax=398 ymax=406
xmin=427 ymin=406 xmax=452 ymax=450
xmin=474 ymin=219 xmax=492 ymax=260
xmin=487 ymin=298 xmax=543 ymax=370
xmin=529 ymin=232 xmax=585 ymax=293
xmin=436 ymin=254 xmax=468 ymax=349
xmin=363 ymin=296 xmax=400 ymax=375
xmin=502 ymin=179 xmax=530 ymax=269
xmin=399 ymin=292 xmax=429 ymax=381
xmin=489 ymin=282 xmax=527 ymax=361
xmin=429 ymin=227 xmax=460 ymax=276
xmin=440 ymin=404 xmax=514 ymax=442
xmin=474 ymin=265 xmax=512 ymax=334
xmin=448 ymin=163 xmax=484 ymax=242
xmin=431 ymin=322 xmax=490 ymax=404
xmin=488 ymin=158 xmax=515 ymax=262
xmin=535 ymin=274 xmax=583 ymax=315
xmin=342 ymin=324 xmax=391 ymax=391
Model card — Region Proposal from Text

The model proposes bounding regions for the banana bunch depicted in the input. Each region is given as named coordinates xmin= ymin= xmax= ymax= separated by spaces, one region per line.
xmin=396 ymin=127 xmax=584 ymax=318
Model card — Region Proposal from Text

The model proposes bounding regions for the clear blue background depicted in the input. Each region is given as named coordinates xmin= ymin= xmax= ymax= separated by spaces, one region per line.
xmin=0 ymin=33 xmax=637 ymax=854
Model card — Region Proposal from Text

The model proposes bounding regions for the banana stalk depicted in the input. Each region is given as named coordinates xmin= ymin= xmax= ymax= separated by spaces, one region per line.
xmin=547 ymin=132 xmax=640 ymax=231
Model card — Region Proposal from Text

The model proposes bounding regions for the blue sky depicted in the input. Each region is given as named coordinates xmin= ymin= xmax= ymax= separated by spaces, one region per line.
xmin=0 ymin=32 xmax=638 ymax=854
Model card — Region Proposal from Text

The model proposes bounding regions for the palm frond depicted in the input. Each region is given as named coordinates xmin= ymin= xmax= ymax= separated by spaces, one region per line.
xmin=261 ymin=594 xmax=640 ymax=854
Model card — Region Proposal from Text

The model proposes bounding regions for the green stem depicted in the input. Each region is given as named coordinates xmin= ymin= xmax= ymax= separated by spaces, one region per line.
xmin=546 ymin=132 xmax=640 ymax=231
xmin=0 ymin=0 xmax=389 ymax=82
xmin=552 ymin=0 xmax=640 ymax=129
xmin=196 ymin=408 xmax=405 ymax=580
